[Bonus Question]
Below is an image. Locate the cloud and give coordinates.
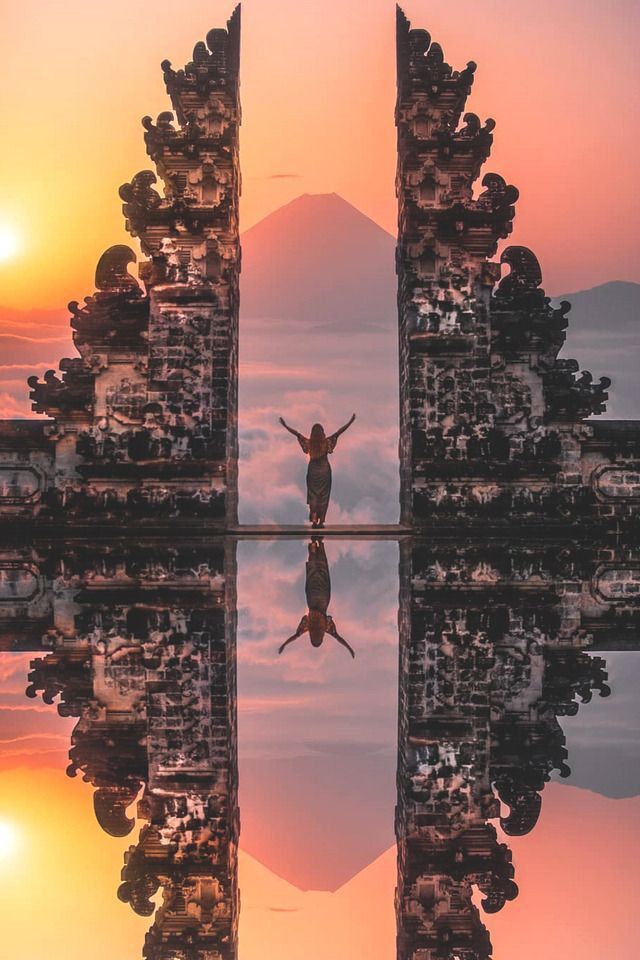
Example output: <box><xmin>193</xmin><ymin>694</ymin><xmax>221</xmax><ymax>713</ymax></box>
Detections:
<box><xmin>0</xmin><ymin>334</ymin><xmax>72</xmax><ymax>345</ymax></box>
<box><xmin>0</xmin><ymin>733</ymin><xmax>69</xmax><ymax>745</ymax></box>
<box><xmin>0</xmin><ymin>391</ymin><xmax>35</xmax><ymax>418</ymax></box>
<box><xmin>240</xmin><ymin>360</ymin><xmax>320</xmax><ymax>381</ymax></box>
<box><xmin>0</xmin><ymin>363</ymin><xmax>60</xmax><ymax>373</ymax></box>
<box><xmin>0</xmin><ymin>704</ymin><xmax>52</xmax><ymax>713</ymax></box>
<box><xmin>0</xmin><ymin>654</ymin><xmax>33</xmax><ymax>682</ymax></box>
<box><xmin>238</xmin><ymin>321</ymin><xmax>399</xmax><ymax>524</ymax></box>
<box><xmin>266</xmin><ymin>173</ymin><xmax>302</xmax><ymax>180</ymax></box>
<box><xmin>238</xmin><ymin>695</ymin><xmax>314</xmax><ymax>713</ymax></box>
<box><xmin>239</xmin><ymin>409</ymin><xmax>399</xmax><ymax>524</ymax></box>
<box><xmin>236</xmin><ymin>538</ymin><xmax>399</xmax><ymax>738</ymax></box>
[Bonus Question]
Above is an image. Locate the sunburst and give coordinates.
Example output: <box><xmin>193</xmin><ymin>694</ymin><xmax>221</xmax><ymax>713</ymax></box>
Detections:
<box><xmin>0</xmin><ymin>225</ymin><xmax>21</xmax><ymax>262</ymax></box>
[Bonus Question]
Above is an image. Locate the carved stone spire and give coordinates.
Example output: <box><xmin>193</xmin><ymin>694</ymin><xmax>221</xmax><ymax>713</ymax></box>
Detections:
<box><xmin>9</xmin><ymin>9</ymin><xmax>243</xmax><ymax>526</ymax></box>
<box><xmin>395</xmin><ymin>7</ymin><xmax>626</xmax><ymax>530</ymax></box>
<box><xmin>24</xmin><ymin>542</ymin><xmax>239</xmax><ymax>960</ymax></box>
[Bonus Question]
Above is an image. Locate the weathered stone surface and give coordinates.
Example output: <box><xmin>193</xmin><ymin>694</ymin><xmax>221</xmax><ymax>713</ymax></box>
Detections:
<box><xmin>396</xmin><ymin>7</ymin><xmax>640</xmax><ymax>529</ymax></box>
<box><xmin>2</xmin><ymin>530</ymin><xmax>639</xmax><ymax>960</ymax></box>
<box><xmin>394</xmin><ymin>15</ymin><xmax>640</xmax><ymax>946</ymax></box>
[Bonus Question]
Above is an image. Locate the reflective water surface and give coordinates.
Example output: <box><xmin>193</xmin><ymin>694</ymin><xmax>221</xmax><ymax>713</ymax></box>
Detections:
<box><xmin>0</xmin><ymin>535</ymin><xmax>639</xmax><ymax>959</ymax></box>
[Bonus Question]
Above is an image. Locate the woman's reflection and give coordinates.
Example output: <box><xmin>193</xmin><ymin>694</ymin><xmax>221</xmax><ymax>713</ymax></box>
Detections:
<box><xmin>278</xmin><ymin>539</ymin><xmax>355</xmax><ymax>657</ymax></box>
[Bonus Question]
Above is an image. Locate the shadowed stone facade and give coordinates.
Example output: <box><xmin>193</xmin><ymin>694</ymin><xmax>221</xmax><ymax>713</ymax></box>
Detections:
<box><xmin>0</xmin><ymin>8</ymin><xmax>241</xmax><ymax>527</ymax></box>
<box><xmin>396</xmin><ymin>6</ymin><xmax>640</xmax><ymax>530</ymax></box>
<box><xmin>1</xmin><ymin>532</ymin><xmax>638</xmax><ymax>959</ymax></box>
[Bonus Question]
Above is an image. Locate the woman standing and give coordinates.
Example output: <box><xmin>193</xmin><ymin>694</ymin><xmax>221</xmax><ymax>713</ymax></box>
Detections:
<box><xmin>279</xmin><ymin>413</ymin><xmax>356</xmax><ymax>527</ymax></box>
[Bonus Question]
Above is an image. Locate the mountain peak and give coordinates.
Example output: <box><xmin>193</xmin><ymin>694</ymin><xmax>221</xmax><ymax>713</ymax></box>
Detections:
<box><xmin>243</xmin><ymin>192</ymin><xmax>394</xmax><ymax>243</ymax></box>
<box><xmin>240</xmin><ymin>194</ymin><xmax>396</xmax><ymax>325</ymax></box>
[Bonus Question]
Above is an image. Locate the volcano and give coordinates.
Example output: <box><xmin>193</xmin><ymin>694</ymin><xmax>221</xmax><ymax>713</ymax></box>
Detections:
<box><xmin>240</xmin><ymin>192</ymin><xmax>397</xmax><ymax>329</ymax></box>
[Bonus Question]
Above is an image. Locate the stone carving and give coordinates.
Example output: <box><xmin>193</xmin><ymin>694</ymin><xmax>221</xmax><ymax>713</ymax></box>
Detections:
<box><xmin>119</xmin><ymin>172</ymin><xmax>163</xmax><ymax>241</ymax></box>
<box><xmin>0</xmin><ymin>468</ymin><xmax>42</xmax><ymax>504</ymax></box>
<box><xmin>594</xmin><ymin>566</ymin><xmax>640</xmax><ymax>603</ymax></box>
<box><xmin>396</xmin><ymin>7</ymin><xmax>639</xmax><ymax>528</ymax></box>
<box><xmin>396</xmin><ymin>537</ymin><xmax>628</xmax><ymax>960</ymax></box>
<box><xmin>27</xmin><ymin>359</ymin><xmax>94</xmax><ymax>417</ymax></box>
<box><xmin>14</xmin><ymin>543</ymin><xmax>237</xmax><ymax>959</ymax></box>
<box><xmin>95</xmin><ymin>244</ymin><xmax>141</xmax><ymax>292</ymax></box>
<box><xmin>0</xmin><ymin>8</ymin><xmax>241</xmax><ymax>527</ymax></box>
<box><xmin>595</xmin><ymin>467</ymin><xmax>640</xmax><ymax>501</ymax></box>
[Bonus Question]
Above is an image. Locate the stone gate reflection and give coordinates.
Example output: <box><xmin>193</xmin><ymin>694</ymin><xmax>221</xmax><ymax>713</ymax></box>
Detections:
<box><xmin>1</xmin><ymin>533</ymin><xmax>639</xmax><ymax>959</ymax></box>
<box><xmin>8</xmin><ymin>541</ymin><xmax>239</xmax><ymax>960</ymax></box>
<box><xmin>395</xmin><ymin>538</ymin><xmax>633</xmax><ymax>959</ymax></box>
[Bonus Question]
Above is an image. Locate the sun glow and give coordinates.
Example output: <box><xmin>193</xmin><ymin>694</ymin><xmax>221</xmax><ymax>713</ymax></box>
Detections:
<box><xmin>0</xmin><ymin>820</ymin><xmax>20</xmax><ymax>860</ymax></box>
<box><xmin>0</xmin><ymin>225</ymin><xmax>21</xmax><ymax>262</ymax></box>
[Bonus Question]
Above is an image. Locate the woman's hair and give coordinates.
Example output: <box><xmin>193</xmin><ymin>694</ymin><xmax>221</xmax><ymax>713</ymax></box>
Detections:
<box><xmin>309</xmin><ymin>422</ymin><xmax>326</xmax><ymax>458</ymax></box>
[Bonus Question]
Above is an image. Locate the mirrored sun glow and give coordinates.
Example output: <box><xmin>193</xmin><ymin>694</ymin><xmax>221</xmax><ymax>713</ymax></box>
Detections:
<box><xmin>0</xmin><ymin>226</ymin><xmax>21</xmax><ymax>262</ymax></box>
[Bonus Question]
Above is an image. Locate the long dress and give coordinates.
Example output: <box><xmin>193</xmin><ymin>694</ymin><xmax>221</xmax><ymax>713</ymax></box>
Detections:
<box><xmin>294</xmin><ymin>541</ymin><xmax>338</xmax><ymax>647</ymax></box>
<box><xmin>305</xmin><ymin>540</ymin><xmax>331</xmax><ymax>615</ymax></box>
<box><xmin>298</xmin><ymin>434</ymin><xmax>337</xmax><ymax>524</ymax></box>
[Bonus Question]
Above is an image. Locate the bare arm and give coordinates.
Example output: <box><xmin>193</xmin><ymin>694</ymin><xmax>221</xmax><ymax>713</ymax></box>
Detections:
<box><xmin>279</xmin><ymin>417</ymin><xmax>305</xmax><ymax>441</ymax></box>
<box><xmin>278</xmin><ymin>634</ymin><xmax>300</xmax><ymax>655</ymax></box>
<box><xmin>328</xmin><ymin>413</ymin><xmax>356</xmax><ymax>445</ymax></box>
<box><xmin>278</xmin><ymin>615</ymin><xmax>308</xmax><ymax>655</ymax></box>
<box><xmin>326</xmin><ymin>617</ymin><xmax>355</xmax><ymax>659</ymax></box>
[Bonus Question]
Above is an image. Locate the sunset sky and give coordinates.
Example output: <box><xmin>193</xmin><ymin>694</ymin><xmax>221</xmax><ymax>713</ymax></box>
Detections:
<box><xmin>1</xmin><ymin>0</ymin><xmax>639</xmax><ymax>313</ymax></box>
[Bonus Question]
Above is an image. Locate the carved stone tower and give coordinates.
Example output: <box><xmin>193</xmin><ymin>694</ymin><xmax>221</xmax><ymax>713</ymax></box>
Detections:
<box><xmin>394</xmin><ymin>535</ymin><xmax>633</xmax><ymax>960</ymax></box>
<box><xmin>396</xmin><ymin>6</ymin><xmax>639</xmax><ymax>529</ymax></box>
<box><xmin>0</xmin><ymin>7</ymin><xmax>241</xmax><ymax>527</ymax></box>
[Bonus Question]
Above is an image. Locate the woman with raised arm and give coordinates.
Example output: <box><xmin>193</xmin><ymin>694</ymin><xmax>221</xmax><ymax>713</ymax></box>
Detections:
<box><xmin>278</xmin><ymin>539</ymin><xmax>355</xmax><ymax>658</ymax></box>
<box><xmin>279</xmin><ymin>413</ymin><xmax>356</xmax><ymax>528</ymax></box>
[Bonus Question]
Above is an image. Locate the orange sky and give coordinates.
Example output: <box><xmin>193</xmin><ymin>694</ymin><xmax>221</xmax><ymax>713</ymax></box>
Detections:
<box><xmin>0</xmin><ymin>0</ymin><xmax>639</xmax><ymax>312</ymax></box>
<box><xmin>1</xmin><ymin>769</ymin><xmax>638</xmax><ymax>959</ymax></box>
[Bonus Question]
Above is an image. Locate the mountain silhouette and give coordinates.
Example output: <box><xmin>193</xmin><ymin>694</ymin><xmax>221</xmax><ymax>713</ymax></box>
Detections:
<box><xmin>240</xmin><ymin>193</ymin><xmax>397</xmax><ymax>329</ymax></box>
<box><xmin>555</xmin><ymin>281</ymin><xmax>640</xmax><ymax>419</ymax></box>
